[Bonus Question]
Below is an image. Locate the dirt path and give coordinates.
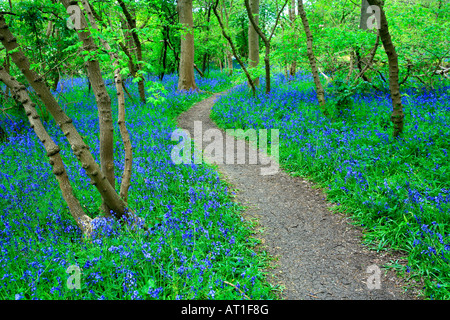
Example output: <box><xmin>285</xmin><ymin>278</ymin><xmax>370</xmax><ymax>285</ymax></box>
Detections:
<box><xmin>176</xmin><ymin>92</ymin><xmax>419</xmax><ymax>300</ymax></box>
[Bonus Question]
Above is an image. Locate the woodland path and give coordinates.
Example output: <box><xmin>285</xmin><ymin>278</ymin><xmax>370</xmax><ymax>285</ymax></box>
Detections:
<box><xmin>176</xmin><ymin>91</ymin><xmax>419</xmax><ymax>300</ymax></box>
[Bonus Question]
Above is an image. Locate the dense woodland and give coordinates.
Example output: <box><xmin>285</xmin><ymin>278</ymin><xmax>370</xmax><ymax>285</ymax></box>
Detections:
<box><xmin>0</xmin><ymin>0</ymin><xmax>449</xmax><ymax>300</ymax></box>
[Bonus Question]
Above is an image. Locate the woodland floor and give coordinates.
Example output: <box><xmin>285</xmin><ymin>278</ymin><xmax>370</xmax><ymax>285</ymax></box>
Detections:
<box><xmin>177</xmin><ymin>91</ymin><xmax>422</xmax><ymax>300</ymax></box>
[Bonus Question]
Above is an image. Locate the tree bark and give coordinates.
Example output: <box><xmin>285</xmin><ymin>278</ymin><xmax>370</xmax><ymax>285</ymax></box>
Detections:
<box><xmin>227</xmin><ymin>51</ymin><xmax>233</xmax><ymax>75</ymax></box>
<box><xmin>298</xmin><ymin>0</ymin><xmax>327</xmax><ymax>115</ymax></box>
<box><xmin>366</xmin><ymin>0</ymin><xmax>404</xmax><ymax>138</ymax></box>
<box><xmin>117</xmin><ymin>0</ymin><xmax>146</xmax><ymax>103</ymax></box>
<box><xmin>62</xmin><ymin>0</ymin><xmax>116</xmax><ymax>216</ymax></box>
<box><xmin>245</xmin><ymin>0</ymin><xmax>288</xmax><ymax>94</ymax></box>
<box><xmin>202</xmin><ymin>4</ymin><xmax>212</xmax><ymax>75</ymax></box>
<box><xmin>159</xmin><ymin>25</ymin><xmax>171</xmax><ymax>80</ymax></box>
<box><xmin>81</xmin><ymin>0</ymin><xmax>133</xmax><ymax>204</ymax></box>
<box><xmin>247</xmin><ymin>0</ymin><xmax>260</xmax><ymax>87</ymax></box>
<box><xmin>177</xmin><ymin>0</ymin><xmax>198</xmax><ymax>91</ymax></box>
<box><xmin>0</xmin><ymin>122</ymin><xmax>7</xmax><ymax>143</ymax></box>
<box><xmin>193</xmin><ymin>63</ymin><xmax>204</xmax><ymax>77</ymax></box>
<box><xmin>0</xmin><ymin>67</ymin><xmax>93</xmax><ymax>236</ymax></box>
<box><xmin>220</xmin><ymin>3</ymin><xmax>233</xmax><ymax>75</ymax></box>
<box><xmin>288</xmin><ymin>0</ymin><xmax>297</xmax><ymax>77</ymax></box>
<box><xmin>0</xmin><ymin>14</ymin><xmax>131</xmax><ymax>221</ymax></box>
<box><xmin>353</xmin><ymin>32</ymin><xmax>379</xmax><ymax>86</ymax></box>
<box><xmin>212</xmin><ymin>0</ymin><xmax>256</xmax><ymax>96</ymax></box>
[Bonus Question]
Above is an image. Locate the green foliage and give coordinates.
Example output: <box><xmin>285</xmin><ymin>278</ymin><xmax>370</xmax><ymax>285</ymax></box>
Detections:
<box><xmin>327</xmin><ymin>79</ymin><xmax>355</xmax><ymax>118</ymax></box>
<box><xmin>326</xmin><ymin>80</ymin><xmax>368</xmax><ymax>119</ymax></box>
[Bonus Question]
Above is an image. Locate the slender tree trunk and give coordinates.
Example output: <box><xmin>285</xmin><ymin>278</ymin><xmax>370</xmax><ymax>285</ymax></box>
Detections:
<box><xmin>219</xmin><ymin>6</ymin><xmax>232</xmax><ymax>75</ymax></box>
<box><xmin>213</xmin><ymin>0</ymin><xmax>256</xmax><ymax>95</ymax></box>
<box><xmin>165</xmin><ymin>32</ymin><xmax>180</xmax><ymax>74</ymax></box>
<box><xmin>120</xmin><ymin>17</ymin><xmax>136</xmax><ymax>80</ymax></box>
<box><xmin>218</xmin><ymin>58</ymin><xmax>223</xmax><ymax>72</ymax></box>
<box><xmin>82</xmin><ymin>0</ymin><xmax>133</xmax><ymax>203</ymax></box>
<box><xmin>160</xmin><ymin>26</ymin><xmax>171</xmax><ymax>80</ymax></box>
<box><xmin>194</xmin><ymin>63</ymin><xmax>204</xmax><ymax>77</ymax></box>
<box><xmin>288</xmin><ymin>0</ymin><xmax>297</xmax><ymax>77</ymax></box>
<box><xmin>247</xmin><ymin>0</ymin><xmax>260</xmax><ymax>87</ymax></box>
<box><xmin>245</xmin><ymin>0</ymin><xmax>288</xmax><ymax>94</ymax></box>
<box><xmin>0</xmin><ymin>14</ymin><xmax>130</xmax><ymax>221</ymax></box>
<box><xmin>298</xmin><ymin>0</ymin><xmax>327</xmax><ymax>115</ymax></box>
<box><xmin>117</xmin><ymin>0</ymin><xmax>146</xmax><ymax>103</ymax></box>
<box><xmin>227</xmin><ymin>51</ymin><xmax>233</xmax><ymax>75</ymax></box>
<box><xmin>353</xmin><ymin>33</ymin><xmax>379</xmax><ymax>86</ymax></box>
<box><xmin>366</xmin><ymin>0</ymin><xmax>404</xmax><ymax>137</ymax></box>
<box><xmin>0</xmin><ymin>67</ymin><xmax>93</xmax><ymax>236</ymax></box>
<box><xmin>177</xmin><ymin>0</ymin><xmax>198</xmax><ymax>91</ymax></box>
<box><xmin>62</xmin><ymin>0</ymin><xmax>116</xmax><ymax>216</ymax></box>
<box><xmin>159</xmin><ymin>39</ymin><xmax>167</xmax><ymax>81</ymax></box>
<box><xmin>0</xmin><ymin>122</ymin><xmax>7</xmax><ymax>143</ymax></box>
<box><xmin>346</xmin><ymin>50</ymin><xmax>354</xmax><ymax>83</ymax></box>
<box><xmin>202</xmin><ymin>5</ymin><xmax>212</xmax><ymax>75</ymax></box>
<box><xmin>3</xmin><ymin>53</ymin><xmax>10</xmax><ymax>98</ymax></box>
<box><xmin>201</xmin><ymin>53</ymin><xmax>208</xmax><ymax>74</ymax></box>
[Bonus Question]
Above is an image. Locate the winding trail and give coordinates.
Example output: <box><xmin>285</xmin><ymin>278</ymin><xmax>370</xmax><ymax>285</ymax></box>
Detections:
<box><xmin>177</xmin><ymin>92</ymin><xmax>418</xmax><ymax>300</ymax></box>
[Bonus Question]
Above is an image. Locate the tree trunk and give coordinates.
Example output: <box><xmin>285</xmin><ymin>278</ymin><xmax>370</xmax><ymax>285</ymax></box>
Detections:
<box><xmin>159</xmin><ymin>38</ymin><xmax>167</xmax><ymax>81</ymax></box>
<box><xmin>117</xmin><ymin>0</ymin><xmax>146</xmax><ymax>103</ymax></box>
<box><xmin>0</xmin><ymin>67</ymin><xmax>93</xmax><ymax>237</ymax></box>
<box><xmin>3</xmin><ymin>53</ymin><xmax>10</xmax><ymax>98</ymax></box>
<box><xmin>120</xmin><ymin>17</ymin><xmax>136</xmax><ymax>82</ymax></box>
<box><xmin>227</xmin><ymin>51</ymin><xmax>233</xmax><ymax>75</ymax></box>
<box><xmin>0</xmin><ymin>123</ymin><xmax>7</xmax><ymax>143</ymax></box>
<box><xmin>82</xmin><ymin>0</ymin><xmax>133</xmax><ymax>204</ymax></box>
<box><xmin>201</xmin><ymin>5</ymin><xmax>212</xmax><ymax>75</ymax></box>
<box><xmin>288</xmin><ymin>0</ymin><xmax>297</xmax><ymax>77</ymax></box>
<box><xmin>194</xmin><ymin>63</ymin><xmax>204</xmax><ymax>78</ymax></box>
<box><xmin>177</xmin><ymin>0</ymin><xmax>198</xmax><ymax>91</ymax></box>
<box><xmin>353</xmin><ymin>33</ymin><xmax>379</xmax><ymax>86</ymax></box>
<box><xmin>298</xmin><ymin>0</ymin><xmax>327</xmax><ymax>115</ymax></box>
<box><xmin>366</xmin><ymin>0</ymin><xmax>404</xmax><ymax>138</ymax></box>
<box><xmin>247</xmin><ymin>0</ymin><xmax>260</xmax><ymax>87</ymax></box>
<box><xmin>201</xmin><ymin>53</ymin><xmax>208</xmax><ymax>75</ymax></box>
<box><xmin>62</xmin><ymin>0</ymin><xmax>116</xmax><ymax>216</ymax></box>
<box><xmin>245</xmin><ymin>0</ymin><xmax>288</xmax><ymax>94</ymax></box>
<box><xmin>213</xmin><ymin>0</ymin><xmax>256</xmax><ymax>96</ymax></box>
<box><xmin>160</xmin><ymin>26</ymin><xmax>171</xmax><ymax>81</ymax></box>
